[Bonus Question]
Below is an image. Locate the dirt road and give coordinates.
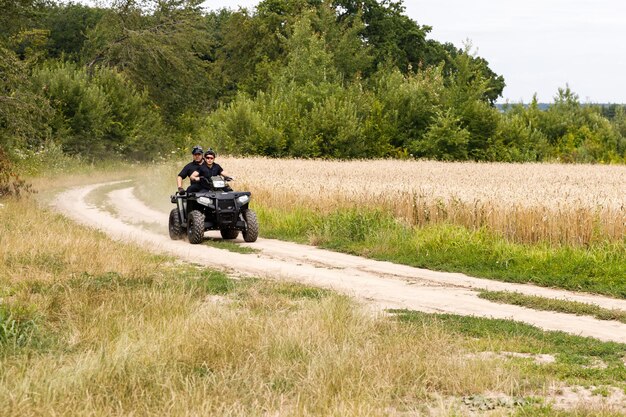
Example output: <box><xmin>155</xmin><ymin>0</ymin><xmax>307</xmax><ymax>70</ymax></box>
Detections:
<box><xmin>53</xmin><ymin>181</ymin><xmax>626</xmax><ymax>343</ymax></box>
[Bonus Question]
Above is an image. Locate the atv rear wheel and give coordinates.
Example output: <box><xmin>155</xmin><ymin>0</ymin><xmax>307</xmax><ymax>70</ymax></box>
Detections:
<box><xmin>220</xmin><ymin>229</ymin><xmax>239</xmax><ymax>239</ymax></box>
<box><xmin>169</xmin><ymin>208</ymin><xmax>185</xmax><ymax>240</ymax></box>
<box><xmin>242</xmin><ymin>209</ymin><xmax>259</xmax><ymax>242</ymax></box>
<box><xmin>187</xmin><ymin>210</ymin><xmax>205</xmax><ymax>244</ymax></box>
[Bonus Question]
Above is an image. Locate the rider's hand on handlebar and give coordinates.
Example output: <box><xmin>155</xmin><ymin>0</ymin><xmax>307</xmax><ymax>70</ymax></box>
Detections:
<box><xmin>177</xmin><ymin>187</ymin><xmax>185</xmax><ymax>195</ymax></box>
<box><xmin>223</xmin><ymin>175</ymin><xmax>233</xmax><ymax>181</ymax></box>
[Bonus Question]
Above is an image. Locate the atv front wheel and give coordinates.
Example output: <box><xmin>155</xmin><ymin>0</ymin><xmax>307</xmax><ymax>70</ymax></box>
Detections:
<box><xmin>220</xmin><ymin>229</ymin><xmax>239</xmax><ymax>240</ymax></box>
<box><xmin>187</xmin><ymin>210</ymin><xmax>205</xmax><ymax>244</ymax></box>
<box><xmin>242</xmin><ymin>209</ymin><xmax>259</xmax><ymax>242</ymax></box>
<box><xmin>169</xmin><ymin>208</ymin><xmax>185</xmax><ymax>240</ymax></box>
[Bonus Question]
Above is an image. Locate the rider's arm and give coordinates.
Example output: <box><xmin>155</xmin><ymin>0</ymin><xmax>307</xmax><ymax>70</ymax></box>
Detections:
<box><xmin>177</xmin><ymin>164</ymin><xmax>190</xmax><ymax>189</ymax></box>
<box><xmin>215</xmin><ymin>163</ymin><xmax>228</xmax><ymax>178</ymax></box>
<box><xmin>190</xmin><ymin>171</ymin><xmax>200</xmax><ymax>182</ymax></box>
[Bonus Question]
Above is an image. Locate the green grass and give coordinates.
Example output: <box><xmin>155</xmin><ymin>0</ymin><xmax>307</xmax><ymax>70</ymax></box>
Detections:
<box><xmin>479</xmin><ymin>291</ymin><xmax>626</xmax><ymax>324</ymax></box>
<box><xmin>183</xmin><ymin>269</ymin><xmax>237</xmax><ymax>295</ymax></box>
<box><xmin>515</xmin><ymin>406</ymin><xmax>626</xmax><ymax>416</ymax></box>
<box><xmin>391</xmin><ymin>309</ymin><xmax>626</xmax><ymax>387</ymax></box>
<box><xmin>0</xmin><ymin>302</ymin><xmax>41</xmax><ymax>351</ymax></box>
<box><xmin>17</xmin><ymin>269</ymin><xmax>238</xmax><ymax>300</ymax></box>
<box><xmin>257</xmin><ymin>206</ymin><xmax>626</xmax><ymax>298</ymax></box>
<box><xmin>266</xmin><ymin>282</ymin><xmax>332</xmax><ymax>300</ymax></box>
<box><xmin>202</xmin><ymin>238</ymin><xmax>260</xmax><ymax>254</ymax></box>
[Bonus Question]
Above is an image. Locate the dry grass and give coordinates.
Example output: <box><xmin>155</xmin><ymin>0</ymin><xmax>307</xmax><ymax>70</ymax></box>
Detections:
<box><xmin>0</xmin><ymin>202</ymin><xmax>165</xmax><ymax>286</ymax></box>
<box><xmin>0</xmin><ymin>293</ymin><xmax>524</xmax><ymax>416</ymax></box>
<box><xmin>0</xmin><ymin>198</ymin><xmax>534</xmax><ymax>416</ymax></box>
<box><xmin>144</xmin><ymin>157</ymin><xmax>625</xmax><ymax>246</ymax></box>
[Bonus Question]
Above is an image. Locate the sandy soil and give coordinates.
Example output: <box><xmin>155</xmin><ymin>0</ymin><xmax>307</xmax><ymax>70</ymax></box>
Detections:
<box><xmin>52</xmin><ymin>181</ymin><xmax>626</xmax><ymax>343</ymax></box>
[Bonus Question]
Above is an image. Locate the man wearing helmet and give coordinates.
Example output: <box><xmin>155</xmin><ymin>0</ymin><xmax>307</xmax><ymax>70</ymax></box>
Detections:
<box><xmin>176</xmin><ymin>145</ymin><xmax>205</xmax><ymax>194</ymax></box>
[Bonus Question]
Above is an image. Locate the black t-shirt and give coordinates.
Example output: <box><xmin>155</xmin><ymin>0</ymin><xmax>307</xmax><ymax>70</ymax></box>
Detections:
<box><xmin>198</xmin><ymin>163</ymin><xmax>225</xmax><ymax>190</ymax></box>
<box><xmin>187</xmin><ymin>163</ymin><xmax>222</xmax><ymax>179</ymax></box>
<box><xmin>203</xmin><ymin>163</ymin><xmax>224</xmax><ymax>177</ymax></box>
<box><xmin>181</xmin><ymin>162</ymin><xmax>224</xmax><ymax>191</ymax></box>
<box><xmin>177</xmin><ymin>161</ymin><xmax>204</xmax><ymax>179</ymax></box>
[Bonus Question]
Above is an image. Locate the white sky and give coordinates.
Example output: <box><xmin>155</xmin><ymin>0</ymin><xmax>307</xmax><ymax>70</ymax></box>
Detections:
<box><xmin>82</xmin><ymin>0</ymin><xmax>626</xmax><ymax>103</ymax></box>
<box><xmin>404</xmin><ymin>0</ymin><xmax>626</xmax><ymax>104</ymax></box>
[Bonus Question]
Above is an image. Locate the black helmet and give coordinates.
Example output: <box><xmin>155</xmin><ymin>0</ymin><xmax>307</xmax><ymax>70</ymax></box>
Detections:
<box><xmin>204</xmin><ymin>148</ymin><xmax>216</xmax><ymax>157</ymax></box>
<box><xmin>191</xmin><ymin>145</ymin><xmax>203</xmax><ymax>155</ymax></box>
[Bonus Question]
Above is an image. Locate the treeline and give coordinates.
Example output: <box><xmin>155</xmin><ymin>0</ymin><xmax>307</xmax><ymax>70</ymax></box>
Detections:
<box><xmin>1</xmin><ymin>0</ymin><xmax>625</xmax><ymax>166</ymax></box>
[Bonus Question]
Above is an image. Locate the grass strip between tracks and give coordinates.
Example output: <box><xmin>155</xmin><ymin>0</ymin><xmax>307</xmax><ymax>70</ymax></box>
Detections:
<box><xmin>479</xmin><ymin>291</ymin><xmax>626</xmax><ymax>324</ymax></box>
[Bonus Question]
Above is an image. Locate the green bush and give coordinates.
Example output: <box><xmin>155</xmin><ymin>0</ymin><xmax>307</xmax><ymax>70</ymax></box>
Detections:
<box><xmin>372</xmin><ymin>67</ymin><xmax>444</xmax><ymax>152</ymax></box>
<box><xmin>32</xmin><ymin>62</ymin><xmax>169</xmax><ymax>159</ymax></box>
<box><xmin>410</xmin><ymin>109</ymin><xmax>469</xmax><ymax>160</ymax></box>
<box><xmin>207</xmin><ymin>95</ymin><xmax>285</xmax><ymax>156</ymax></box>
<box><xmin>0</xmin><ymin>46</ymin><xmax>52</xmax><ymax>153</ymax></box>
<box><xmin>494</xmin><ymin>110</ymin><xmax>549</xmax><ymax>162</ymax></box>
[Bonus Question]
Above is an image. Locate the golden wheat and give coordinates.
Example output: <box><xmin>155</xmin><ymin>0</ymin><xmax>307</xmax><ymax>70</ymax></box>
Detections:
<box><xmin>207</xmin><ymin>157</ymin><xmax>625</xmax><ymax>245</ymax></box>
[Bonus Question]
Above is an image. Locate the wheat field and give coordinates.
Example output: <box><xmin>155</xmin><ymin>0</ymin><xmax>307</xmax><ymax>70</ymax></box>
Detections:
<box><xmin>150</xmin><ymin>157</ymin><xmax>625</xmax><ymax>246</ymax></box>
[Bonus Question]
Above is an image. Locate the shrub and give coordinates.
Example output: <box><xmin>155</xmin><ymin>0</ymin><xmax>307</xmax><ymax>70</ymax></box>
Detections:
<box><xmin>0</xmin><ymin>148</ymin><xmax>34</xmax><ymax>198</ymax></box>
<box><xmin>32</xmin><ymin>62</ymin><xmax>169</xmax><ymax>159</ymax></box>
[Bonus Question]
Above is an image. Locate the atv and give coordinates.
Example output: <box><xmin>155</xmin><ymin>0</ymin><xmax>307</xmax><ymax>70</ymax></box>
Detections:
<box><xmin>169</xmin><ymin>176</ymin><xmax>259</xmax><ymax>244</ymax></box>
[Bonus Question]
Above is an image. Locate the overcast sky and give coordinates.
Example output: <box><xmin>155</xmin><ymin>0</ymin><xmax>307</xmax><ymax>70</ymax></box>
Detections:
<box><xmin>83</xmin><ymin>0</ymin><xmax>626</xmax><ymax>103</ymax></box>
<box><xmin>403</xmin><ymin>0</ymin><xmax>626</xmax><ymax>104</ymax></box>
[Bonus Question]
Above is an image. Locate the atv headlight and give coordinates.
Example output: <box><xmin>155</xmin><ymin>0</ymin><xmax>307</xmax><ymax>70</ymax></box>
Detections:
<box><xmin>237</xmin><ymin>195</ymin><xmax>249</xmax><ymax>205</ymax></box>
<box><xmin>197</xmin><ymin>196</ymin><xmax>212</xmax><ymax>207</ymax></box>
<box><xmin>212</xmin><ymin>179</ymin><xmax>225</xmax><ymax>188</ymax></box>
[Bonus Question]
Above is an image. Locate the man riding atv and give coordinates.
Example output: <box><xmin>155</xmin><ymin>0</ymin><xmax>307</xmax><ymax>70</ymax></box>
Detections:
<box><xmin>189</xmin><ymin>149</ymin><xmax>233</xmax><ymax>192</ymax></box>
<box><xmin>170</xmin><ymin>147</ymin><xmax>258</xmax><ymax>244</ymax></box>
<box><xmin>176</xmin><ymin>145</ymin><xmax>205</xmax><ymax>194</ymax></box>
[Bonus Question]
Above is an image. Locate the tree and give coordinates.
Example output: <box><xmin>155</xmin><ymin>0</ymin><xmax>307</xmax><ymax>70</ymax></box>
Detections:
<box><xmin>411</xmin><ymin>109</ymin><xmax>469</xmax><ymax>160</ymax></box>
<box><xmin>0</xmin><ymin>0</ymin><xmax>50</xmax><ymax>41</ymax></box>
<box><xmin>0</xmin><ymin>45</ymin><xmax>51</xmax><ymax>152</ymax></box>
<box><xmin>208</xmin><ymin>8</ymin><xmax>283</xmax><ymax>98</ymax></box>
<box><xmin>332</xmin><ymin>0</ymin><xmax>504</xmax><ymax>101</ymax></box>
<box><xmin>82</xmin><ymin>0</ymin><xmax>211</xmax><ymax>122</ymax></box>
<box><xmin>278</xmin><ymin>12</ymin><xmax>337</xmax><ymax>85</ymax></box>
<box><xmin>442</xmin><ymin>47</ymin><xmax>500</xmax><ymax>159</ymax></box>
<box><xmin>333</xmin><ymin>0</ymin><xmax>430</xmax><ymax>74</ymax></box>
<box><xmin>44</xmin><ymin>3</ymin><xmax>106</xmax><ymax>60</ymax></box>
<box><xmin>424</xmin><ymin>41</ymin><xmax>505</xmax><ymax>104</ymax></box>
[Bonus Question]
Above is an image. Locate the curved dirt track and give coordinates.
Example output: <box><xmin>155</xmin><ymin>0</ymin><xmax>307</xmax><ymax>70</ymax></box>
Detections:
<box><xmin>53</xmin><ymin>181</ymin><xmax>626</xmax><ymax>343</ymax></box>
